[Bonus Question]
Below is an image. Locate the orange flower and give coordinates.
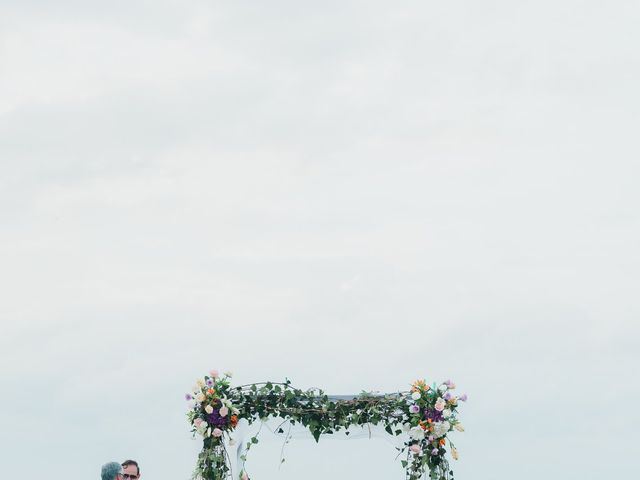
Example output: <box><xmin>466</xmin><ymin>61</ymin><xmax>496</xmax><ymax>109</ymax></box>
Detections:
<box><xmin>439</xmin><ymin>438</ymin><xmax>446</xmax><ymax>446</ymax></box>
<box><xmin>411</xmin><ymin>379</ymin><xmax>428</xmax><ymax>392</ymax></box>
<box><xmin>207</xmin><ymin>388</ymin><xmax>215</xmax><ymax>395</ymax></box>
<box><xmin>419</xmin><ymin>421</ymin><xmax>427</xmax><ymax>431</ymax></box>
<box><xmin>230</xmin><ymin>415</ymin><xmax>238</xmax><ymax>427</ymax></box>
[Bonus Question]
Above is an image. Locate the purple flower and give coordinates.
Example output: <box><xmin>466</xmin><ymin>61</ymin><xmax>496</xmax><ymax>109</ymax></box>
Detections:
<box><xmin>207</xmin><ymin>403</ymin><xmax>228</xmax><ymax>427</ymax></box>
<box><xmin>409</xmin><ymin>404</ymin><xmax>420</xmax><ymax>414</ymax></box>
<box><xmin>431</xmin><ymin>448</ymin><xmax>439</xmax><ymax>456</ymax></box>
<box><xmin>459</xmin><ymin>394</ymin><xmax>468</xmax><ymax>402</ymax></box>
<box><xmin>444</xmin><ymin>392</ymin><xmax>453</xmax><ymax>401</ymax></box>
<box><xmin>185</xmin><ymin>394</ymin><xmax>193</xmax><ymax>401</ymax></box>
<box><xmin>206</xmin><ymin>378</ymin><xmax>214</xmax><ymax>387</ymax></box>
<box><xmin>423</xmin><ymin>408</ymin><xmax>443</xmax><ymax>422</ymax></box>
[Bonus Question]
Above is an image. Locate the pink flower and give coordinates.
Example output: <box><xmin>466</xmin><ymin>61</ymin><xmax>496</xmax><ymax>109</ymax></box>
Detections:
<box><xmin>219</xmin><ymin>405</ymin><xmax>229</xmax><ymax>417</ymax></box>
<box><xmin>410</xmin><ymin>444</ymin><xmax>421</xmax><ymax>455</ymax></box>
<box><xmin>241</xmin><ymin>472</ymin><xmax>249</xmax><ymax>480</ymax></box>
<box><xmin>212</xmin><ymin>428</ymin><xmax>223</xmax><ymax>437</ymax></box>
<box><xmin>209</xmin><ymin>369</ymin><xmax>219</xmax><ymax>378</ymax></box>
<box><xmin>435</xmin><ymin>398</ymin><xmax>446</xmax><ymax>411</ymax></box>
<box><xmin>194</xmin><ymin>418</ymin><xmax>203</xmax><ymax>427</ymax></box>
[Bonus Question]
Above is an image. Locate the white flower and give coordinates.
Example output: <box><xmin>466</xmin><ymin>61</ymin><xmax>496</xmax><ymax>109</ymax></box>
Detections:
<box><xmin>402</xmin><ymin>423</ymin><xmax>412</xmax><ymax>433</ymax></box>
<box><xmin>411</xmin><ymin>391</ymin><xmax>421</xmax><ymax>400</ymax></box>
<box><xmin>205</xmin><ymin>405</ymin><xmax>214</xmax><ymax>414</ymax></box>
<box><xmin>442</xmin><ymin>409</ymin><xmax>452</xmax><ymax>418</ymax></box>
<box><xmin>196</xmin><ymin>393</ymin><xmax>206</xmax><ymax>403</ymax></box>
<box><xmin>438</xmin><ymin>384</ymin><xmax>448</xmax><ymax>392</ymax></box>
<box><xmin>196</xmin><ymin>420</ymin><xmax>208</xmax><ymax>435</ymax></box>
<box><xmin>432</xmin><ymin>421</ymin><xmax>451</xmax><ymax>438</ymax></box>
<box><xmin>196</xmin><ymin>378</ymin><xmax>205</xmax><ymax>388</ymax></box>
<box><xmin>186</xmin><ymin>400</ymin><xmax>196</xmax><ymax>409</ymax></box>
<box><xmin>206</xmin><ymin>427</ymin><xmax>212</xmax><ymax>437</ymax></box>
<box><xmin>224</xmin><ymin>371</ymin><xmax>233</xmax><ymax>377</ymax></box>
<box><xmin>409</xmin><ymin>427</ymin><xmax>425</xmax><ymax>440</ymax></box>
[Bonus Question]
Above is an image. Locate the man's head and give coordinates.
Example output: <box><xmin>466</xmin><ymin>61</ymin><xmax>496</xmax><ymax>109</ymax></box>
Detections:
<box><xmin>101</xmin><ymin>462</ymin><xmax>123</xmax><ymax>480</ymax></box>
<box><xmin>122</xmin><ymin>459</ymin><xmax>140</xmax><ymax>480</ymax></box>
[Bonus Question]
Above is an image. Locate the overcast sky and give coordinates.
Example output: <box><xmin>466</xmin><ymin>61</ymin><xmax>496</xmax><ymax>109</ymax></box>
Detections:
<box><xmin>1</xmin><ymin>1</ymin><xmax>639</xmax><ymax>479</ymax></box>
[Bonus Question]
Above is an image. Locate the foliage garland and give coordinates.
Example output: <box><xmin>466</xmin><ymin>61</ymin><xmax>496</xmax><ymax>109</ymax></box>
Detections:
<box><xmin>186</xmin><ymin>370</ymin><xmax>467</xmax><ymax>480</ymax></box>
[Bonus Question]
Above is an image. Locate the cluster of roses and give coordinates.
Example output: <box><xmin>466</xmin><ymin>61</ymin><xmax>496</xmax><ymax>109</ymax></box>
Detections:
<box><xmin>186</xmin><ymin>369</ymin><xmax>240</xmax><ymax>440</ymax></box>
<box><xmin>404</xmin><ymin>379</ymin><xmax>467</xmax><ymax>461</ymax></box>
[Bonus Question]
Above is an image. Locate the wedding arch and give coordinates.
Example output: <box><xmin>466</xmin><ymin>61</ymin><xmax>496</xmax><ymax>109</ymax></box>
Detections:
<box><xmin>185</xmin><ymin>370</ymin><xmax>467</xmax><ymax>480</ymax></box>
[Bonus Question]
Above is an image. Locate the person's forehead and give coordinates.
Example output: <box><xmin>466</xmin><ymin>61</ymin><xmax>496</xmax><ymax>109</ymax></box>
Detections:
<box><xmin>122</xmin><ymin>464</ymin><xmax>139</xmax><ymax>475</ymax></box>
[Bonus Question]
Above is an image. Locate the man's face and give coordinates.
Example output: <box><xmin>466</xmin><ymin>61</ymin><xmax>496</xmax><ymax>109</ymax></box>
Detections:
<box><xmin>122</xmin><ymin>464</ymin><xmax>140</xmax><ymax>480</ymax></box>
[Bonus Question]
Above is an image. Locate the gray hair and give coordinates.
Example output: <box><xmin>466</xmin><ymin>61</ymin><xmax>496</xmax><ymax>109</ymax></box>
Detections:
<box><xmin>101</xmin><ymin>462</ymin><xmax>123</xmax><ymax>480</ymax></box>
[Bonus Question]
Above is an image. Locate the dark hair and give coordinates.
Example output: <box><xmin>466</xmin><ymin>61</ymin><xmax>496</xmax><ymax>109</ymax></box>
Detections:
<box><xmin>122</xmin><ymin>460</ymin><xmax>140</xmax><ymax>476</ymax></box>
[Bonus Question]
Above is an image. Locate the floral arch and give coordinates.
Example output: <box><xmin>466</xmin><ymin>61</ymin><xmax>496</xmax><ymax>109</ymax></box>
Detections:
<box><xmin>186</xmin><ymin>370</ymin><xmax>467</xmax><ymax>480</ymax></box>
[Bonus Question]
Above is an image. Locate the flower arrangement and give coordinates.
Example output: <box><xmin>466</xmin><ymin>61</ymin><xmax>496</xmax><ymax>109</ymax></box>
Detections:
<box><xmin>186</xmin><ymin>370</ymin><xmax>467</xmax><ymax>480</ymax></box>
<box><xmin>186</xmin><ymin>370</ymin><xmax>240</xmax><ymax>480</ymax></box>
<box><xmin>402</xmin><ymin>379</ymin><xmax>466</xmax><ymax>479</ymax></box>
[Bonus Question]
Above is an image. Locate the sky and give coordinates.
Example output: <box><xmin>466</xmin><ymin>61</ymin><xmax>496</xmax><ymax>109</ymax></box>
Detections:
<box><xmin>1</xmin><ymin>1</ymin><xmax>639</xmax><ymax>479</ymax></box>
